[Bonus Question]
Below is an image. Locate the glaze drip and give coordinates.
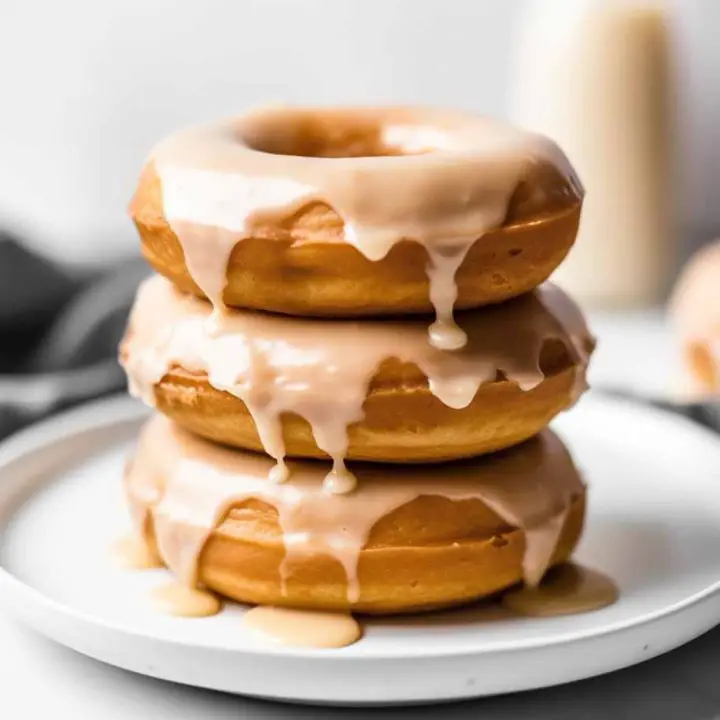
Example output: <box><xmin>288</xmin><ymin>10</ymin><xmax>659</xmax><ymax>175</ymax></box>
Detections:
<box><xmin>150</xmin><ymin>107</ymin><xmax>582</xmax><ymax>348</ymax></box>
<box><xmin>110</xmin><ymin>535</ymin><xmax>163</xmax><ymax>570</ymax></box>
<box><xmin>125</xmin><ymin>418</ymin><xmax>584</xmax><ymax>603</ymax></box>
<box><xmin>243</xmin><ymin>607</ymin><xmax>362</xmax><ymax>648</ymax></box>
<box><xmin>502</xmin><ymin>563</ymin><xmax>619</xmax><ymax>617</ymax></box>
<box><xmin>150</xmin><ymin>581</ymin><xmax>223</xmax><ymax>618</ymax></box>
<box><xmin>120</xmin><ymin>276</ymin><xmax>592</xmax><ymax>491</ymax></box>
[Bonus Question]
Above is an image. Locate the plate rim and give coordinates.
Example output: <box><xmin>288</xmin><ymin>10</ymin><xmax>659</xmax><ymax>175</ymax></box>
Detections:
<box><xmin>0</xmin><ymin>392</ymin><xmax>719</xmax><ymax>661</ymax></box>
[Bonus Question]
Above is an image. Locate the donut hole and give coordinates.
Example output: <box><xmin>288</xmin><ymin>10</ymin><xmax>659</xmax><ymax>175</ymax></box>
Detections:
<box><xmin>241</xmin><ymin>111</ymin><xmax>452</xmax><ymax>158</ymax></box>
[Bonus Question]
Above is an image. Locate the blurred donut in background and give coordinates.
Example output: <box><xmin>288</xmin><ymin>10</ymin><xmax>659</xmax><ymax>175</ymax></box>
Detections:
<box><xmin>670</xmin><ymin>241</ymin><xmax>720</xmax><ymax>396</ymax></box>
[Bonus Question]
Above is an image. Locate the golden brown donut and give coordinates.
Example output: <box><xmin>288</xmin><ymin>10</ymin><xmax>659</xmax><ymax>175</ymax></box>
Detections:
<box><xmin>669</xmin><ymin>240</ymin><xmax>720</xmax><ymax>395</ymax></box>
<box><xmin>120</xmin><ymin>277</ymin><xmax>594</xmax><ymax>467</ymax></box>
<box><xmin>133</xmin><ymin>165</ymin><xmax>581</xmax><ymax>317</ymax></box>
<box><xmin>126</xmin><ymin>418</ymin><xmax>586</xmax><ymax>614</ymax></box>
<box><xmin>131</xmin><ymin>106</ymin><xmax>583</xmax><ymax>318</ymax></box>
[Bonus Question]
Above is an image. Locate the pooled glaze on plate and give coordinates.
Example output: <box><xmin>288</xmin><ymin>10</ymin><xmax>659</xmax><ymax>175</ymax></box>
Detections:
<box><xmin>149</xmin><ymin>581</ymin><xmax>223</xmax><ymax>618</ymax></box>
<box><xmin>243</xmin><ymin>606</ymin><xmax>362</xmax><ymax>648</ymax></box>
<box><xmin>502</xmin><ymin>563</ymin><xmax>619</xmax><ymax>617</ymax></box>
<box><xmin>110</xmin><ymin>535</ymin><xmax>163</xmax><ymax>570</ymax></box>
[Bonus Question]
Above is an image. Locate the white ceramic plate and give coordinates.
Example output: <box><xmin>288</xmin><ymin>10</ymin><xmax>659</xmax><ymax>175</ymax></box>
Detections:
<box><xmin>0</xmin><ymin>394</ymin><xmax>719</xmax><ymax>706</ymax></box>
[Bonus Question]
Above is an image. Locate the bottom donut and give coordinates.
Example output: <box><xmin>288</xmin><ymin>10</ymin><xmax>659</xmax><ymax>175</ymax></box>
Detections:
<box><xmin>125</xmin><ymin>417</ymin><xmax>586</xmax><ymax>615</ymax></box>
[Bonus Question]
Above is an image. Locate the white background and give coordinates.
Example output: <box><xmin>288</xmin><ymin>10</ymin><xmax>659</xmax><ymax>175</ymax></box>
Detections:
<box><xmin>0</xmin><ymin>0</ymin><xmax>718</xmax><ymax>266</ymax></box>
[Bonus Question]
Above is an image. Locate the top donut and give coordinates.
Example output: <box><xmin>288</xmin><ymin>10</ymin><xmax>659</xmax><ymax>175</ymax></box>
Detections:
<box><xmin>130</xmin><ymin>106</ymin><xmax>583</xmax><ymax>349</ymax></box>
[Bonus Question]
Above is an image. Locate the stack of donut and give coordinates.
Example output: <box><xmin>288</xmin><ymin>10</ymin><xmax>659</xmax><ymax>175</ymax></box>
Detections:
<box><xmin>120</xmin><ymin>106</ymin><xmax>594</xmax><ymax>614</ymax></box>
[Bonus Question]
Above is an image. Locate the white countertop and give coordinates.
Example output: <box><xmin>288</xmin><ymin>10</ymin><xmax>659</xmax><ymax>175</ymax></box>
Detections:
<box><xmin>2</xmin><ymin>311</ymin><xmax>718</xmax><ymax>720</ymax></box>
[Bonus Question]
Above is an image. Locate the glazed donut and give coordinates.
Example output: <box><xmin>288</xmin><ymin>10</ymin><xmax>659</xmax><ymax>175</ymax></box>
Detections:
<box><xmin>120</xmin><ymin>276</ymin><xmax>594</xmax><ymax>491</ymax></box>
<box><xmin>126</xmin><ymin>417</ymin><xmax>586</xmax><ymax>614</ymax></box>
<box><xmin>670</xmin><ymin>240</ymin><xmax>720</xmax><ymax>395</ymax></box>
<box><xmin>131</xmin><ymin>106</ymin><xmax>583</xmax><ymax>349</ymax></box>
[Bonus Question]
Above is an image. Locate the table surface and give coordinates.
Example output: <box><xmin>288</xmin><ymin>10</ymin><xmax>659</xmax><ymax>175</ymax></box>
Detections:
<box><xmin>2</xmin><ymin>311</ymin><xmax>719</xmax><ymax>720</ymax></box>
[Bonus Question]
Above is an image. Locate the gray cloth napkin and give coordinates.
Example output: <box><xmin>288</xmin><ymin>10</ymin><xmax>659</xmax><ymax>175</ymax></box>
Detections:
<box><xmin>0</xmin><ymin>233</ymin><xmax>148</xmax><ymax>438</ymax></box>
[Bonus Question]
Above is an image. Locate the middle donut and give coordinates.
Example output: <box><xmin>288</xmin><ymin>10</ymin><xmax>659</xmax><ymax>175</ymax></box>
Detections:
<box><xmin>120</xmin><ymin>276</ymin><xmax>593</xmax><ymax>493</ymax></box>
